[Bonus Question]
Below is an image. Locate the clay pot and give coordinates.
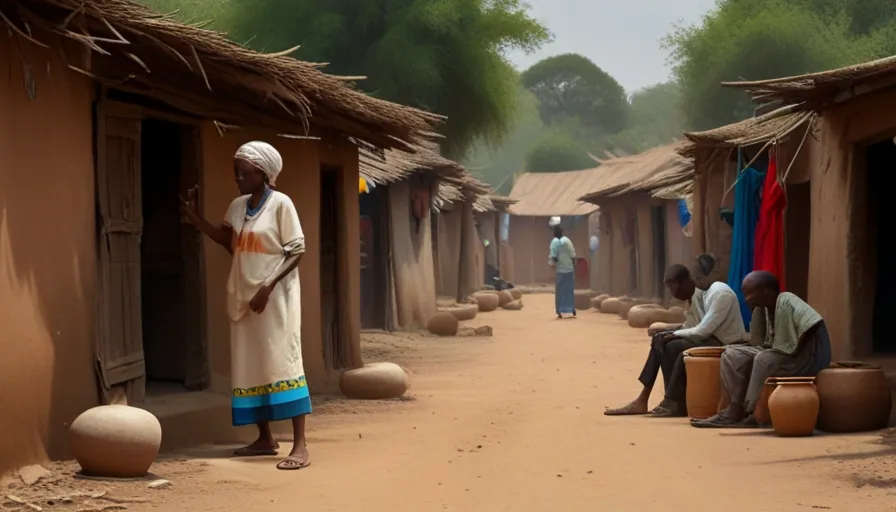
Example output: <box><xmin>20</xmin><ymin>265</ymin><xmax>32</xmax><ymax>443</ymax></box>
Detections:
<box><xmin>600</xmin><ymin>298</ymin><xmax>623</xmax><ymax>314</ymax></box>
<box><xmin>592</xmin><ymin>294</ymin><xmax>610</xmax><ymax>307</ymax></box>
<box><xmin>683</xmin><ymin>346</ymin><xmax>726</xmax><ymax>419</ymax></box>
<box><xmin>768</xmin><ymin>380</ymin><xmax>819</xmax><ymax>437</ymax></box>
<box><xmin>496</xmin><ymin>290</ymin><xmax>514</xmax><ymax>307</ymax></box>
<box><xmin>472</xmin><ymin>291</ymin><xmax>499</xmax><ymax>312</ymax></box>
<box><xmin>439</xmin><ymin>304</ymin><xmax>478</xmax><ymax>322</ymax></box>
<box><xmin>619</xmin><ymin>302</ymin><xmax>659</xmax><ymax>321</ymax></box>
<box><xmin>755</xmin><ymin>376</ymin><xmax>813</xmax><ymax>424</ymax></box>
<box><xmin>426</xmin><ymin>312</ymin><xmax>459</xmax><ymax>336</ymax></box>
<box><xmin>502</xmin><ymin>300</ymin><xmax>523</xmax><ymax>311</ymax></box>
<box><xmin>816</xmin><ymin>362</ymin><xmax>891</xmax><ymax>433</ymax></box>
<box><xmin>627</xmin><ymin>305</ymin><xmax>673</xmax><ymax>328</ymax></box>
<box><xmin>648</xmin><ymin>322</ymin><xmax>681</xmax><ymax>336</ymax></box>
<box><xmin>509</xmin><ymin>288</ymin><xmax>523</xmax><ymax>300</ymax></box>
<box><xmin>340</xmin><ymin>362</ymin><xmax>410</xmax><ymax>399</ymax></box>
<box><xmin>574</xmin><ymin>290</ymin><xmax>592</xmax><ymax>311</ymax></box>
<box><xmin>69</xmin><ymin>405</ymin><xmax>162</xmax><ymax>478</ymax></box>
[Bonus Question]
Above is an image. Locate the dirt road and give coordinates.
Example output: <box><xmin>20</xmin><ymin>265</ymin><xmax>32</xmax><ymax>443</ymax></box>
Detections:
<box><xmin>7</xmin><ymin>294</ymin><xmax>895</xmax><ymax>511</ymax></box>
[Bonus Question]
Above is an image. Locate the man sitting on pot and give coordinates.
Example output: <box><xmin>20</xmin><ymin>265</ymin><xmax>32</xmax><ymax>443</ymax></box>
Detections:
<box><xmin>691</xmin><ymin>270</ymin><xmax>831</xmax><ymax>428</ymax></box>
<box><xmin>604</xmin><ymin>254</ymin><xmax>747</xmax><ymax>417</ymax></box>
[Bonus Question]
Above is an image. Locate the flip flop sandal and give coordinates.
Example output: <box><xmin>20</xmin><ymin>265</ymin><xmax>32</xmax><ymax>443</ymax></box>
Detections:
<box><xmin>276</xmin><ymin>455</ymin><xmax>311</xmax><ymax>471</ymax></box>
<box><xmin>604</xmin><ymin>403</ymin><xmax>649</xmax><ymax>416</ymax></box>
<box><xmin>691</xmin><ymin>417</ymin><xmax>741</xmax><ymax>428</ymax></box>
<box><xmin>233</xmin><ymin>447</ymin><xmax>278</xmax><ymax>457</ymax></box>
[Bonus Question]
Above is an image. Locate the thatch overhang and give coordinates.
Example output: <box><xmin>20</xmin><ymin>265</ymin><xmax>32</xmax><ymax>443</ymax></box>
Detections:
<box><xmin>576</xmin><ymin>142</ymin><xmax>694</xmax><ymax>204</ymax></box>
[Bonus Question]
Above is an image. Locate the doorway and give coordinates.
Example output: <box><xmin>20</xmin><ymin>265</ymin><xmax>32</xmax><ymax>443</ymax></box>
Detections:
<box><xmin>320</xmin><ymin>167</ymin><xmax>349</xmax><ymax>368</ymax></box>
<box><xmin>359</xmin><ymin>186</ymin><xmax>388</xmax><ymax>329</ymax></box>
<box><xmin>867</xmin><ymin>139</ymin><xmax>896</xmax><ymax>354</ymax></box>
<box><xmin>650</xmin><ymin>205</ymin><xmax>667</xmax><ymax>298</ymax></box>
<box><xmin>140</xmin><ymin>118</ymin><xmax>207</xmax><ymax>390</ymax></box>
<box><xmin>784</xmin><ymin>182</ymin><xmax>811</xmax><ymax>301</ymax></box>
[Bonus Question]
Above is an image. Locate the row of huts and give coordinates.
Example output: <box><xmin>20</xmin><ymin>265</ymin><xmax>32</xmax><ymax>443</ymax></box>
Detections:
<box><xmin>0</xmin><ymin>0</ymin><xmax>498</xmax><ymax>473</ymax></box>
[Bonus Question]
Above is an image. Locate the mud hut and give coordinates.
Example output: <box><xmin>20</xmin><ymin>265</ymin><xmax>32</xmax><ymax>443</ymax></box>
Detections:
<box><xmin>721</xmin><ymin>55</ymin><xmax>896</xmax><ymax>365</ymax></box>
<box><xmin>506</xmin><ymin>170</ymin><xmax>603</xmax><ymax>288</ymax></box>
<box><xmin>577</xmin><ymin>142</ymin><xmax>695</xmax><ymax>300</ymax></box>
<box><xmin>474</xmin><ymin>195</ymin><xmax>516</xmax><ymax>287</ymax></box>
<box><xmin>0</xmin><ymin>0</ymin><xmax>439</xmax><ymax>472</ymax></box>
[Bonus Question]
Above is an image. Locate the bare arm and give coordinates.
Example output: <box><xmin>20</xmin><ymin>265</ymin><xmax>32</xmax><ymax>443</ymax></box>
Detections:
<box><xmin>180</xmin><ymin>186</ymin><xmax>233</xmax><ymax>254</ymax></box>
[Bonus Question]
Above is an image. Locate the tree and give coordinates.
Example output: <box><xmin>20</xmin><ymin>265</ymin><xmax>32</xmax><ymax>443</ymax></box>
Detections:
<box><xmin>523</xmin><ymin>130</ymin><xmax>595</xmax><ymax>173</ymax></box>
<box><xmin>520</xmin><ymin>54</ymin><xmax>630</xmax><ymax>136</ymax></box>
<box><xmin>140</xmin><ymin>0</ymin><xmax>552</xmax><ymax>159</ymax></box>
<box><xmin>664</xmin><ymin>0</ymin><xmax>887</xmax><ymax>130</ymax></box>
<box><xmin>608</xmin><ymin>82</ymin><xmax>686</xmax><ymax>154</ymax></box>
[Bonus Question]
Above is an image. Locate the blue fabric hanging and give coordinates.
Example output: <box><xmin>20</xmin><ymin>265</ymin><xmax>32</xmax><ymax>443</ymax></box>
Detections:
<box><xmin>727</xmin><ymin>148</ymin><xmax>766</xmax><ymax>330</ymax></box>
<box><xmin>677</xmin><ymin>199</ymin><xmax>691</xmax><ymax>227</ymax></box>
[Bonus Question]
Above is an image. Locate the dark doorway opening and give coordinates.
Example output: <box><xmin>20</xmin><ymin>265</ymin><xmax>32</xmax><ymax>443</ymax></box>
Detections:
<box><xmin>650</xmin><ymin>205</ymin><xmax>667</xmax><ymax>298</ymax></box>
<box><xmin>140</xmin><ymin>118</ymin><xmax>207</xmax><ymax>389</ymax></box>
<box><xmin>867</xmin><ymin>139</ymin><xmax>896</xmax><ymax>354</ymax></box>
<box><xmin>359</xmin><ymin>186</ymin><xmax>388</xmax><ymax>329</ymax></box>
<box><xmin>784</xmin><ymin>182</ymin><xmax>811</xmax><ymax>301</ymax></box>
<box><xmin>320</xmin><ymin>167</ymin><xmax>348</xmax><ymax>368</ymax></box>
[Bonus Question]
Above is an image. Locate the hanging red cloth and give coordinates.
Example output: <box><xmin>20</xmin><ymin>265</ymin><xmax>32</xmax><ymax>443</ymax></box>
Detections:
<box><xmin>753</xmin><ymin>149</ymin><xmax>787</xmax><ymax>289</ymax></box>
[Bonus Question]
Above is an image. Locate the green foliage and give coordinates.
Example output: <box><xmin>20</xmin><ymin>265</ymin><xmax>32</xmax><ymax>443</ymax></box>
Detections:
<box><xmin>663</xmin><ymin>0</ymin><xmax>888</xmax><ymax>130</ymax></box>
<box><xmin>139</xmin><ymin>0</ymin><xmax>552</xmax><ymax>159</ymax></box>
<box><xmin>520</xmin><ymin>53</ymin><xmax>630</xmax><ymax>134</ymax></box>
<box><xmin>523</xmin><ymin>130</ymin><xmax>595</xmax><ymax>173</ymax></box>
<box><xmin>608</xmin><ymin>82</ymin><xmax>686</xmax><ymax>154</ymax></box>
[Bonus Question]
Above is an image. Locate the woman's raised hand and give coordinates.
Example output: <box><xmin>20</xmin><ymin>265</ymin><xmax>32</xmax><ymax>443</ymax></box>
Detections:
<box><xmin>179</xmin><ymin>185</ymin><xmax>200</xmax><ymax>222</ymax></box>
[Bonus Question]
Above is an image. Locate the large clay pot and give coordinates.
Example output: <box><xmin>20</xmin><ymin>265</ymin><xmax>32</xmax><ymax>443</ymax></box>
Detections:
<box><xmin>472</xmin><ymin>291</ymin><xmax>499</xmax><ymax>312</ymax></box>
<box><xmin>620</xmin><ymin>302</ymin><xmax>661</xmax><ymax>321</ymax></box>
<box><xmin>816</xmin><ymin>362</ymin><xmax>891</xmax><ymax>433</ymax></box>
<box><xmin>509</xmin><ymin>288</ymin><xmax>523</xmax><ymax>300</ymax></box>
<box><xmin>768</xmin><ymin>380</ymin><xmax>819</xmax><ymax>437</ymax></box>
<box><xmin>69</xmin><ymin>405</ymin><xmax>162</xmax><ymax>478</ymax></box>
<box><xmin>502</xmin><ymin>299</ymin><xmax>523</xmax><ymax>310</ymax></box>
<box><xmin>591</xmin><ymin>294</ymin><xmax>610</xmax><ymax>309</ymax></box>
<box><xmin>340</xmin><ymin>362</ymin><xmax>410</xmax><ymax>399</ymax></box>
<box><xmin>574</xmin><ymin>290</ymin><xmax>592</xmax><ymax>311</ymax></box>
<box><xmin>439</xmin><ymin>304</ymin><xmax>478</xmax><ymax>322</ymax></box>
<box><xmin>627</xmin><ymin>305</ymin><xmax>667</xmax><ymax>328</ymax></box>
<box><xmin>648</xmin><ymin>322</ymin><xmax>681</xmax><ymax>336</ymax></box>
<box><xmin>755</xmin><ymin>376</ymin><xmax>813</xmax><ymax>424</ymax></box>
<box><xmin>684</xmin><ymin>346</ymin><xmax>726</xmax><ymax>419</ymax></box>
<box><xmin>600</xmin><ymin>298</ymin><xmax>623</xmax><ymax>314</ymax></box>
<box><xmin>426</xmin><ymin>312</ymin><xmax>459</xmax><ymax>336</ymax></box>
<box><xmin>496</xmin><ymin>290</ymin><xmax>514</xmax><ymax>307</ymax></box>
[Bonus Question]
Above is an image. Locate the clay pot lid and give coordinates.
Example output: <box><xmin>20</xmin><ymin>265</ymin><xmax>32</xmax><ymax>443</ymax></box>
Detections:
<box><xmin>685</xmin><ymin>346</ymin><xmax>726</xmax><ymax>357</ymax></box>
<box><xmin>829</xmin><ymin>361</ymin><xmax>882</xmax><ymax>370</ymax></box>
<box><xmin>766</xmin><ymin>376</ymin><xmax>816</xmax><ymax>384</ymax></box>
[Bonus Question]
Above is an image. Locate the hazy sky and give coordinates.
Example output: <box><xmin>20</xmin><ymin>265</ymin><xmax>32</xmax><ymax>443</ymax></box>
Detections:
<box><xmin>507</xmin><ymin>0</ymin><xmax>717</xmax><ymax>93</ymax></box>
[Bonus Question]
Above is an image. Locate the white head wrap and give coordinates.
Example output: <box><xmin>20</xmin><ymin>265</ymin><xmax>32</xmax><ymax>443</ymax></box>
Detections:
<box><xmin>235</xmin><ymin>141</ymin><xmax>283</xmax><ymax>186</ymax></box>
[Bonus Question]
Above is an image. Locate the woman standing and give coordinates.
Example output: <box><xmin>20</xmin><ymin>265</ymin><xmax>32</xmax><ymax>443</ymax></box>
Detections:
<box><xmin>181</xmin><ymin>141</ymin><xmax>311</xmax><ymax>470</ymax></box>
<box><xmin>549</xmin><ymin>225</ymin><xmax>577</xmax><ymax>319</ymax></box>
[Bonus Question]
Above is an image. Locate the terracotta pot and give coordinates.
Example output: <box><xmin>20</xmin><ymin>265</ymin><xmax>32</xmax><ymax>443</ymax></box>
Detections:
<box><xmin>683</xmin><ymin>347</ymin><xmax>726</xmax><ymax>419</ymax></box>
<box><xmin>426</xmin><ymin>312</ymin><xmax>459</xmax><ymax>336</ymax></box>
<box><xmin>754</xmin><ymin>377</ymin><xmax>813</xmax><ymax>424</ymax></box>
<box><xmin>618</xmin><ymin>301</ymin><xmax>640</xmax><ymax>320</ymax></box>
<box><xmin>340</xmin><ymin>362</ymin><xmax>410</xmax><ymax>399</ymax></box>
<box><xmin>502</xmin><ymin>299</ymin><xmax>523</xmax><ymax>310</ymax></box>
<box><xmin>600</xmin><ymin>298</ymin><xmax>623</xmax><ymax>314</ymax></box>
<box><xmin>496</xmin><ymin>290</ymin><xmax>514</xmax><ymax>307</ymax></box>
<box><xmin>574</xmin><ymin>290</ymin><xmax>592</xmax><ymax>311</ymax></box>
<box><xmin>509</xmin><ymin>288</ymin><xmax>523</xmax><ymax>300</ymax></box>
<box><xmin>768</xmin><ymin>380</ymin><xmax>819</xmax><ymax>437</ymax></box>
<box><xmin>627</xmin><ymin>305</ymin><xmax>667</xmax><ymax>328</ymax></box>
<box><xmin>472</xmin><ymin>291</ymin><xmax>499</xmax><ymax>312</ymax></box>
<box><xmin>69</xmin><ymin>405</ymin><xmax>162</xmax><ymax>478</ymax></box>
<box><xmin>816</xmin><ymin>362</ymin><xmax>891</xmax><ymax>433</ymax></box>
<box><xmin>439</xmin><ymin>304</ymin><xmax>478</xmax><ymax>322</ymax></box>
<box><xmin>592</xmin><ymin>294</ymin><xmax>610</xmax><ymax>308</ymax></box>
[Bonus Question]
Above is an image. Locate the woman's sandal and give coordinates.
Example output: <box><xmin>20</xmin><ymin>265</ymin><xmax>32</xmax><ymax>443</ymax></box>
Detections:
<box><xmin>276</xmin><ymin>455</ymin><xmax>311</xmax><ymax>471</ymax></box>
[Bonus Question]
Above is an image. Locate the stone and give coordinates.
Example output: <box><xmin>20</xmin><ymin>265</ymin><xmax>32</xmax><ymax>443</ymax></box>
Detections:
<box><xmin>509</xmin><ymin>288</ymin><xmax>523</xmax><ymax>300</ymax></box>
<box><xmin>427</xmin><ymin>312</ymin><xmax>459</xmax><ymax>336</ymax></box>
<box><xmin>148</xmin><ymin>479</ymin><xmax>172</xmax><ymax>489</ymax></box>
<box><xmin>474</xmin><ymin>325</ymin><xmax>493</xmax><ymax>336</ymax></box>
<box><xmin>502</xmin><ymin>300</ymin><xmax>523</xmax><ymax>311</ymax></box>
<box><xmin>472</xmin><ymin>291</ymin><xmax>500</xmax><ymax>312</ymax></box>
<box><xmin>496</xmin><ymin>290</ymin><xmax>514</xmax><ymax>307</ymax></box>
<box><xmin>17</xmin><ymin>465</ymin><xmax>51</xmax><ymax>486</ymax></box>
<box><xmin>69</xmin><ymin>405</ymin><xmax>162</xmax><ymax>479</ymax></box>
<box><xmin>340</xmin><ymin>362</ymin><xmax>410</xmax><ymax>400</ymax></box>
<box><xmin>439</xmin><ymin>304</ymin><xmax>478</xmax><ymax>322</ymax></box>
<box><xmin>574</xmin><ymin>290</ymin><xmax>592</xmax><ymax>311</ymax></box>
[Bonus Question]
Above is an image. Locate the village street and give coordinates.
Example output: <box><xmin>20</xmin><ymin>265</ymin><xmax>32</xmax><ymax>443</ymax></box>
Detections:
<box><xmin>8</xmin><ymin>294</ymin><xmax>895</xmax><ymax>512</ymax></box>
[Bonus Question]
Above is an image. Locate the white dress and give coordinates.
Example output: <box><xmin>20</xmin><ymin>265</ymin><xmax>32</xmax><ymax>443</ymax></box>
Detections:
<box><xmin>223</xmin><ymin>190</ymin><xmax>310</xmax><ymax>426</ymax></box>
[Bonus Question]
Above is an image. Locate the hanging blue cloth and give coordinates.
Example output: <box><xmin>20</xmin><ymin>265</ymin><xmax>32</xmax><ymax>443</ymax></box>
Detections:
<box><xmin>677</xmin><ymin>199</ymin><xmax>691</xmax><ymax>227</ymax></box>
<box><xmin>727</xmin><ymin>149</ymin><xmax>766</xmax><ymax>330</ymax></box>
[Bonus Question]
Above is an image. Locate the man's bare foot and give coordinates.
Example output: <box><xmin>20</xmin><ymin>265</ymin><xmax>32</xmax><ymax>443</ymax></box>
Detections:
<box><xmin>604</xmin><ymin>400</ymin><xmax>649</xmax><ymax>416</ymax></box>
<box><xmin>233</xmin><ymin>437</ymin><xmax>279</xmax><ymax>457</ymax></box>
<box><xmin>277</xmin><ymin>444</ymin><xmax>311</xmax><ymax>470</ymax></box>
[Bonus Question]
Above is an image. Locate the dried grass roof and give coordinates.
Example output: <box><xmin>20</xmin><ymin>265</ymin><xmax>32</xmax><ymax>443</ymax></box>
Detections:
<box><xmin>508</xmin><ymin>169</ymin><xmax>603</xmax><ymax>217</ymax></box>
<box><xmin>678</xmin><ymin>106</ymin><xmax>816</xmax><ymax>158</ymax></box>
<box><xmin>722</xmin><ymin>55</ymin><xmax>896</xmax><ymax>106</ymax></box>
<box><xmin>577</xmin><ymin>142</ymin><xmax>694</xmax><ymax>203</ymax></box>
<box><xmin>4</xmin><ymin>0</ymin><xmax>441</xmax><ymax>150</ymax></box>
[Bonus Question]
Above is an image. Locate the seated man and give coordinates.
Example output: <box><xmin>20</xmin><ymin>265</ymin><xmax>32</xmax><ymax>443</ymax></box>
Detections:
<box><xmin>691</xmin><ymin>270</ymin><xmax>831</xmax><ymax>428</ymax></box>
<box><xmin>605</xmin><ymin>254</ymin><xmax>747</xmax><ymax>417</ymax></box>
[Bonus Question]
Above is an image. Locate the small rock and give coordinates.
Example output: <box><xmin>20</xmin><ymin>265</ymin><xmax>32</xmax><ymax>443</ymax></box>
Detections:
<box><xmin>473</xmin><ymin>325</ymin><xmax>493</xmax><ymax>336</ymax></box>
<box><xmin>17</xmin><ymin>465</ymin><xmax>51</xmax><ymax>486</ymax></box>
<box><xmin>148</xmin><ymin>479</ymin><xmax>171</xmax><ymax>489</ymax></box>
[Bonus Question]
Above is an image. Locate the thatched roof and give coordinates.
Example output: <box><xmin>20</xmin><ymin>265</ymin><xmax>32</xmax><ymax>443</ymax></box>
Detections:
<box><xmin>577</xmin><ymin>142</ymin><xmax>694</xmax><ymax>203</ymax></box>
<box><xmin>508</xmin><ymin>169</ymin><xmax>603</xmax><ymax>217</ymax></box>
<box><xmin>4</xmin><ymin>0</ymin><xmax>440</xmax><ymax>150</ymax></box>
<box><xmin>678</xmin><ymin>106</ymin><xmax>816</xmax><ymax>158</ymax></box>
<box><xmin>722</xmin><ymin>55</ymin><xmax>896</xmax><ymax>106</ymax></box>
